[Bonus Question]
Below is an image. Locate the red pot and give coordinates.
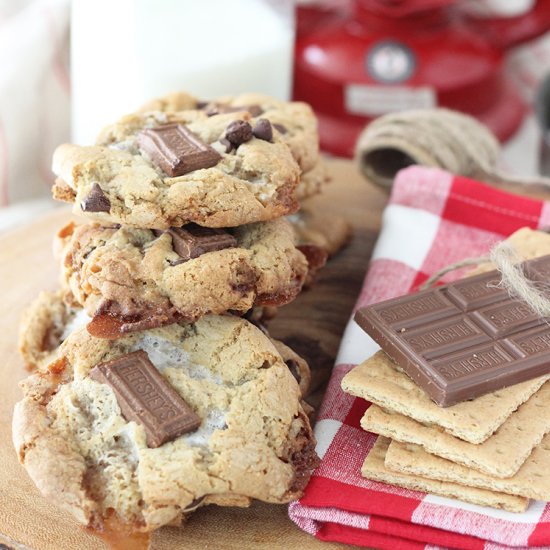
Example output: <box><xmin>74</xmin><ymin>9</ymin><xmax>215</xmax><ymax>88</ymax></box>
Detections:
<box><xmin>293</xmin><ymin>0</ymin><xmax>550</xmax><ymax>157</ymax></box>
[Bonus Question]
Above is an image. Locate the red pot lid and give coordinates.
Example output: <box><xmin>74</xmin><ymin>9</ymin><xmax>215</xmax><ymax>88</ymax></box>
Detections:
<box><xmin>358</xmin><ymin>0</ymin><xmax>456</xmax><ymax>17</ymax></box>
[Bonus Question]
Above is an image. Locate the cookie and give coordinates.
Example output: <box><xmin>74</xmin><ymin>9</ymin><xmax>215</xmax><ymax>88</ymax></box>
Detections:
<box><xmin>362</xmin><ymin>437</ymin><xmax>528</xmax><ymax>513</ymax></box>
<box><xmin>138</xmin><ymin>91</ymin><xmax>320</xmax><ymax>173</ymax></box>
<box><xmin>137</xmin><ymin>91</ymin><xmax>326</xmax><ymax>200</ymax></box>
<box><xmin>56</xmin><ymin>218</ymin><xmax>308</xmax><ymax>335</ymax></box>
<box><xmin>287</xmin><ymin>202</ymin><xmax>352</xmax><ymax>257</ymax></box>
<box><xmin>18</xmin><ymin>291</ymin><xmax>311</xmax><ymax>395</ymax></box>
<box><xmin>52</xmin><ymin>109</ymin><xmax>301</xmax><ymax>229</ymax></box>
<box><xmin>18</xmin><ymin>290</ymin><xmax>87</xmax><ymax>370</ymax></box>
<box><xmin>13</xmin><ymin>315</ymin><xmax>319</xmax><ymax>531</ymax></box>
<box><xmin>342</xmin><ymin>350</ymin><xmax>548</xmax><ymax>444</ymax></box>
<box><xmin>297</xmin><ymin>158</ymin><xmax>331</xmax><ymax>201</ymax></box>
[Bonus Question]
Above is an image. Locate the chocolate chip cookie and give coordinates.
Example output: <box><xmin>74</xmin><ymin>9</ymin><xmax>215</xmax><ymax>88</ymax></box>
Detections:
<box><xmin>288</xmin><ymin>202</ymin><xmax>352</xmax><ymax>257</ymax></box>
<box><xmin>13</xmin><ymin>315</ymin><xmax>319</xmax><ymax>532</ymax></box>
<box><xmin>56</xmin><ymin>218</ymin><xmax>308</xmax><ymax>336</ymax></box>
<box><xmin>18</xmin><ymin>289</ymin><xmax>86</xmax><ymax>370</ymax></box>
<box><xmin>52</xmin><ymin>109</ymin><xmax>300</xmax><ymax>229</ymax></box>
<box><xmin>18</xmin><ymin>290</ymin><xmax>312</xmax><ymax>397</ymax></box>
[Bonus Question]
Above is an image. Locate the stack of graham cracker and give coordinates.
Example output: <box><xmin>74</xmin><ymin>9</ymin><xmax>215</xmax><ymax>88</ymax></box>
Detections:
<box><xmin>342</xmin><ymin>228</ymin><xmax>550</xmax><ymax>513</ymax></box>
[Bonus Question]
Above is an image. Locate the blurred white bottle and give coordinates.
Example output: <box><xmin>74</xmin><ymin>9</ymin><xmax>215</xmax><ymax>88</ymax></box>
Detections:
<box><xmin>71</xmin><ymin>0</ymin><xmax>295</xmax><ymax>144</ymax></box>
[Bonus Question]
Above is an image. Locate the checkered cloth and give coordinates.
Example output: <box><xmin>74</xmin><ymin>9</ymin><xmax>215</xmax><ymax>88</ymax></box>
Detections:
<box><xmin>289</xmin><ymin>166</ymin><xmax>550</xmax><ymax>549</ymax></box>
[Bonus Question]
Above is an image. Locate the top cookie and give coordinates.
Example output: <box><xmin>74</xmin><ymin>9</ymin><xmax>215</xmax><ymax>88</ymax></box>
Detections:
<box><xmin>52</xmin><ymin>109</ymin><xmax>301</xmax><ymax>229</ymax></box>
<box><xmin>138</xmin><ymin>91</ymin><xmax>320</xmax><ymax>173</ymax></box>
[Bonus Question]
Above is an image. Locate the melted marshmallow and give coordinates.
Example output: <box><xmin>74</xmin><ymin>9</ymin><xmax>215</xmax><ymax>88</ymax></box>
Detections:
<box><xmin>135</xmin><ymin>335</ymin><xmax>222</xmax><ymax>384</ymax></box>
<box><xmin>61</xmin><ymin>308</ymin><xmax>92</xmax><ymax>341</ymax></box>
<box><xmin>183</xmin><ymin>409</ymin><xmax>227</xmax><ymax>447</ymax></box>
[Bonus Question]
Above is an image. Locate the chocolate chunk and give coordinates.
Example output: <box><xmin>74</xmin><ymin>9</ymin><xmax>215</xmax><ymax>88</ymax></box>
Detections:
<box><xmin>203</xmin><ymin>103</ymin><xmax>263</xmax><ymax>117</ymax></box>
<box><xmin>354</xmin><ymin>254</ymin><xmax>550</xmax><ymax>407</ymax></box>
<box><xmin>219</xmin><ymin>137</ymin><xmax>234</xmax><ymax>153</ymax></box>
<box><xmin>286</xmin><ymin>359</ymin><xmax>301</xmax><ymax>383</ymax></box>
<box><xmin>273</xmin><ymin>123</ymin><xmax>288</xmax><ymax>135</ymax></box>
<box><xmin>138</xmin><ymin>123</ymin><xmax>221</xmax><ymax>177</ymax></box>
<box><xmin>246</xmin><ymin>104</ymin><xmax>263</xmax><ymax>117</ymax></box>
<box><xmin>225</xmin><ymin>120</ymin><xmax>253</xmax><ymax>147</ymax></box>
<box><xmin>164</xmin><ymin>223</ymin><xmax>237</xmax><ymax>262</ymax></box>
<box><xmin>287</xmin><ymin>414</ymin><xmax>320</xmax><ymax>493</ymax></box>
<box><xmin>252</xmin><ymin>119</ymin><xmax>273</xmax><ymax>142</ymax></box>
<box><xmin>80</xmin><ymin>182</ymin><xmax>110</xmax><ymax>213</ymax></box>
<box><xmin>89</xmin><ymin>350</ymin><xmax>201</xmax><ymax>447</ymax></box>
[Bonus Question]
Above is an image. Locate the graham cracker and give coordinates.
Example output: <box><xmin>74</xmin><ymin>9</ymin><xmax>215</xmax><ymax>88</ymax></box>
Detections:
<box><xmin>467</xmin><ymin>227</ymin><xmax>550</xmax><ymax>276</ymax></box>
<box><xmin>385</xmin><ymin>436</ymin><xmax>550</xmax><ymax>501</ymax></box>
<box><xmin>361</xmin><ymin>379</ymin><xmax>550</xmax><ymax>478</ymax></box>
<box><xmin>361</xmin><ymin>437</ymin><xmax>528</xmax><ymax>513</ymax></box>
<box><xmin>342</xmin><ymin>351</ymin><xmax>549</xmax><ymax>444</ymax></box>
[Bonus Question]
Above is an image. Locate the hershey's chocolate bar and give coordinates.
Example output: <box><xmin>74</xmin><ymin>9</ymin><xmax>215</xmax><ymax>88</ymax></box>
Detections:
<box><xmin>138</xmin><ymin>123</ymin><xmax>221</xmax><ymax>177</ymax></box>
<box><xmin>355</xmin><ymin>255</ymin><xmax>550</xmax><ymax>407</ymax></box>
<box><xmin>89</xmin><ymin>350</ymin><xmax>200</xmax><ymax>447</ymax></box>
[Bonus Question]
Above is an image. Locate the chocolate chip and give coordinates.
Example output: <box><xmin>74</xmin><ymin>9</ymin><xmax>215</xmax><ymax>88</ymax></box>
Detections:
<box><xmin>219</xmin><ymin>137</ymin><xmax>234</xmax><ymax>153</ymax></box>
<box><xmin>286</xmin><ymin>359</ymin><xmax>301</xmax><ymax>383</ymax></box>
<box><xmin>202</xmin><ymin>102</ymin><xmax>263</xmax><ymax>118</ymax></box>
<box><xmin>205</xmin><ymin>105</ymin><xmax>221</xmax><ymax>117</ymax></box>
<box><xmin>273</xmin><ymin>123</ymin><xmax>288</xmax><ymax>135</ymax></box>
<box><xmin>225</xmin><ymin>120</ymin><xmax>253</xmax><ymax>147</ymax></box>
<box><xmin>247</xmin><ymin>104</ymin><xmax>264</xmax><ymax>117</ymax></box>
<box><xmin>80</xmin><ymin>182</ymin><xmax>111</xmax><ymax>213</ymax></box>
<box><xmin>196</xmin><ymin>100</ymin><xmax>209</xmax><ymax>109</ymax></box>
<box><xmin>252</xmin><ymin>119</ymin><xmax>273</xmax><ymax>142</ymax></box>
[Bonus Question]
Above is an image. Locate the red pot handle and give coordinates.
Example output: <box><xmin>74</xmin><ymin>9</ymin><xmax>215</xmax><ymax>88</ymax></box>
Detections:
<box><xmin>465</xmin><ymin>0</ymin><xmax>550</xmax><ymax>51</ymax></box>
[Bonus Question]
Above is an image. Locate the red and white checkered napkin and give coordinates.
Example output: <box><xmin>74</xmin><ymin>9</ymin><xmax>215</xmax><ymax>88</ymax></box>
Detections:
<box><xmin>289</xmin><ymin>166</ymin><xmax>550</xmax><ymax>550</ymax></box>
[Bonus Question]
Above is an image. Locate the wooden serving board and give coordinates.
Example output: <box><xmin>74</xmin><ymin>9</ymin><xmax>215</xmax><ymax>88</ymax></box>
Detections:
<box><xmin>0</xmin><ymin>159</ymin><xmax>386</xmax><ymax>550</ymax></box>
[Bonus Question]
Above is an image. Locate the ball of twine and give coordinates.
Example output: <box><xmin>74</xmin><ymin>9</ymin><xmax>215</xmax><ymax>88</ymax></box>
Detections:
<box><xmin>356</xmin><ymin>108</ymin><xmax>550</xmax><ymax>189</ymax></box>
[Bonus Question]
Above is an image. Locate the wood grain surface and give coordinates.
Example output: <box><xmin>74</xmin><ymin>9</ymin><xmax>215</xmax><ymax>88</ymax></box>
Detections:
<box><xmin>0</xmin><ymin>159</ymin><xmax>387</xmax><ymax>550</ymax></box>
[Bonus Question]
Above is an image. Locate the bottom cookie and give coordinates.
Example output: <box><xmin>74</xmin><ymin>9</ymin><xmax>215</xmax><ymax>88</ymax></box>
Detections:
<box><xmin>13</xmin><ymin>314</ymin><xmax>319</xmax><ymax>532</ymax></box>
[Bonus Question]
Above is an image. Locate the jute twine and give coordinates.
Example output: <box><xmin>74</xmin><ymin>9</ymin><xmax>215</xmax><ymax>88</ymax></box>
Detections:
<box><xmin>356</xmin><ymin>108</ymin><xmax>550</xmax><ymax>189</ymax></box>
<box><xmin>421</xmin><ymin>242</ymin><xmax>550</xmax><ymax>318</ymax></box>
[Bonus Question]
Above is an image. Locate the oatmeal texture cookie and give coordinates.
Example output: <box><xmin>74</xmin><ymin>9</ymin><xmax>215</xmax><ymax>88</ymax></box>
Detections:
<box><xmin>52</xmin><ymin>109</ymin><xmax>300</xmax><ymax>229</ymax></box>
<box><xmin>297</xmin><ymin>158</ymin><xmax>331</xmax><ymax>201</ymax></box>
<box><xmin>13</xmin><ymin>315</ymin><xmax>319</xmax><ymax>531</ymax></box>
<box><xmin>138</xmin><ymin>91</ymin><xmax>320</xmax><ymax>174</ymax></box>
<box><xmin>18</xmin><ymin>290</ymin><xmax>85</xmax><ymax>369</ymax></box>
<box><xmin>56</xmin><ymin>217</ymin><xmax>308</xmax><ymax>334</ymax></box>
<box><xmin>288</xmin><ymin>202</ymin><xmax>352</xmax><ymax>257</ymax></box>
<box><xmin>18</xmin><ymin>291</ymin><xmax>312</xmax><ymax>397</ymax></box>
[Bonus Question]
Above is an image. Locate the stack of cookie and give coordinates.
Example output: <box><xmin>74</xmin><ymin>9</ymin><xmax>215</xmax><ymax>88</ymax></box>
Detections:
<box><xmin>342</xmin><ymin>228</ymin><xmax>550</xmax><ymax>513</ymax></box>
<box><xmin>14</xmin><ymin>94</ymin><xmax>327</xmax><ymax>534</ymax></box>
